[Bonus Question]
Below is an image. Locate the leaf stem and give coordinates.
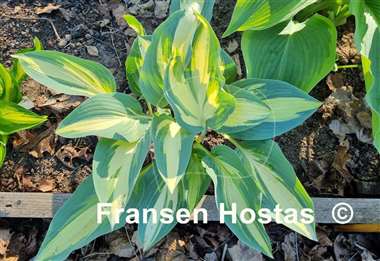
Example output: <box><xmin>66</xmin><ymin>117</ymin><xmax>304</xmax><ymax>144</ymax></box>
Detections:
<box><xmin>146</xmin><ymin>102</ymin><xmax>153</xmax><ymax>116</ymax></box>
<box><xmin>337</xmin><ymin>64</ymin><xmax>360</xmax><ymax>70</ymax></box>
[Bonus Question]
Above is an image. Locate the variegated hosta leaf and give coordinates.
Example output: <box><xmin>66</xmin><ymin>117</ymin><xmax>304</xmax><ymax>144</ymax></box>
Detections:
<box><xmin>219</xmin><ymin>85</ymin><xmax>270</xmax><ymax>134</ymax></box>
<box><xmin>223</xmin><ymin>79</ymin><xmax>321</xmax><ymax>140</ymax></box>
<box><xmin>152</xmin><ymin>114</ymin><xmax>194</xmax><ymax>192</ymax></box>
<box><xmin>35</xmin><ymin>169</ymin><xmax>147</xmax><ymax>260</ymax></box>
<box><xmin>10</xmin><ymin>37</ymin><xmax>43</xmax><ymax>103</ymax></box>
<box><xmin>182</xmin><ymin>149</ymin><xmax>211</xmax><ymax>210</ymax></box>
<box><xmin>124</xmin><ymin>14</ymin><xmax>146</xmax><ymax>36</ymax></box>
<box><xmin>136</xmin><ymin>164</ymin><xmax>185</xmax><ymax>251</ymax></box>
<box><xmin>136</xmin><ymin>161</ymin><xmax>209</xmax><ymax>251</ymax></box>
<box><xmin>0</xmin><ymin>100</ymin><xmax>47</xmax><ymax>135</ymax></box>
<box><xmin>14</xmin><ymin>51</ymin><xmax>116</xmax><ymax>97</ymax></box>
<box><xmin>164</xmin><ymin>13</ymin><xmax>235</xmax><ymax>133</ymax></box>
<box><xmin>56</xmin><ymin>93</ymin><xmax>151</xmax><ymax>142</ymax></box>
<box><xmin>372</xmin><ymin>111</ymin><xmax>380</xmax><ymax>151</ymax></box>
<box><xmin>139</xmin><ymin>11</ymin><xmax>190</xmax><ymax>107</ymax></box>
<box><xmin>169</xmin><ymin>0</ymin><xmax>215</xmax><ymax>21</ymax></box>
<box><xmin>126</xmin><ymin>35</ymin><xmax>152</xmax><ymax>96</ymax></box>
<box><xmin>0</xmin><ymin>64</ymin><xmax>13</xmax><ymax>102</ymax></box>
<box><xmin>351</xmin><ymin>0</ymin><xmax>380</xmax><ymax>151</ymax></box>
<box><xmin>93</xmin><ymin>134</ymin><xmax>150</xmax><ymax>227</ymax></box>
<box><xmin>36</xmin><ymin>176</ymin><xmax>116</xmax><ymax>260</ymax></box>
<box><xmin>0</xmin><ymin>135</ymin><xmax>7</xmax><ymax>168</ymax></box>
<box><xmin>201</xmin><ymin>145</ymin><xmax>273</xmax><ymax>257</ymax></box>
<box><xmin>223</xmin><ymin>0</ymin><xmax>317</xmax><ymax>37</ymax></box>
<box><xmin>242</xmin><ymin>15</ymin><xmax>337</xmax><ymax>92</ymax></box>
<box><xmin>220</xmin><ymin>49</ymin><xmax>238</xmax><ymax>84</ymax></box>
<box><xmin>233</xmin><ymin>139</ymin><xmax>317</xmax><ymax>240</ymax></box>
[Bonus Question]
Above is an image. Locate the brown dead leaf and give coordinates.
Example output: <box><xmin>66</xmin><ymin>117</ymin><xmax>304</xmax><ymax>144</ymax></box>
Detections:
<box><xmin>55</xmin><ymin>144</ymin><xmax>91</xmax><ymax>169</ymax></box>
<box><xmin>12</xmin><ymin>131</ymin><xmax>36</xmax><ymax>150</ymax></box>
<box><xmin>37</xmin><ymin>94</ymin><xmax>83</xmax><ymax>113</ymax></box>
<box><xmin>228</xmin><ymin>240</ymin><xmax>263</xmax><ymax>261</ymax></box>
<box><xmin>0</xmin><ymin>228</ymin><xmax>12</xmax><ymax>256</ymax></box>
<box><xmin>332</xmin><ymin>139</ymin><xmax>352</xmax><ymax>181</ymax></box>
<box><xmin>326</xmin><ymin>73</ymin><xmax>345</xmax><ymax>91</ymax></box>
<box><xmin>282</xmin><ymin>233</ymin><xmax>298</xmax><ymax>261</ymax></box>
<box><xmin>35</xmin><ymin>3</ymin><xmax>61</xmax><ymax>15</ymax></box>
<box><xmin>22</xmin><ymin>176</ymin><xmax>34</xmax><ymax>189</ymax></box>
<box><xmin>38</xmin><ymin>179</ymin><xmax>55</xmax><ymax>192</ymax></box>
<box><xmin>29</xmin><ymin>134</ymin><xmax>55</xmax><ymax>158</ymax></box>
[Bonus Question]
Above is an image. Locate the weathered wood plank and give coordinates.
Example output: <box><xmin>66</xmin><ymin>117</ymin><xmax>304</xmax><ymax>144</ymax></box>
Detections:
<box><xmin>0</xmin><ymin>192</ymin><xmax>379</xmax><ymax>224</ymax></box>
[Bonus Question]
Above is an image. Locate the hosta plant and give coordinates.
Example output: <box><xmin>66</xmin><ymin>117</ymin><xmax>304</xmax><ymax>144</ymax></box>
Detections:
<box><xmin>16</xmin><ymin>1</ymin><xmax>321</xmax><ymax>260</ymax></box>
<box><xmin>0</xmin><ymin>37</ymin><xmax>46</xmax><ymax>168</ymax></box>
<box><xmin>225</xmin><ymin>0</ymin><xmax>380</xmax><ymax>152</ymax></box>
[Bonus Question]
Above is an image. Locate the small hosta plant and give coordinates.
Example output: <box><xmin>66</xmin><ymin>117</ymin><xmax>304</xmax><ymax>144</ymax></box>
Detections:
<box><xmin>0</xmin><ymin>38</ymin><xmax>46</xmax><ymax>167</ymax></box>
<box><xmin>224</xmin><ymin>0</ymin><xmax>380</xmax><ymax>152</ymax></box>
<box><xmin>17</xmin><ymin>1</ymin><xmax>321</xmax><ymax>260</ymax></box>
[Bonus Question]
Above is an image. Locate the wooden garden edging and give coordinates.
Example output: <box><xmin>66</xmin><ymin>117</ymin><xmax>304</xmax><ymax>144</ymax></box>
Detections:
<box><xmin>1</xmin><ymin>192</ymin><xmax>380</xmax><ymax>225</ymax></box>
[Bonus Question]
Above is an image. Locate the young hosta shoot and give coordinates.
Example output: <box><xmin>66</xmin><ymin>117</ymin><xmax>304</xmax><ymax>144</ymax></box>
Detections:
<box><xmin>0</xmin><ymin>38</ymin><xmax>47</xmax><ymax>168</ymax></box>
<box><xmin>17</xmin><ymin>3</ymin><xmax>321</xmax><ymax>260</ymax></box>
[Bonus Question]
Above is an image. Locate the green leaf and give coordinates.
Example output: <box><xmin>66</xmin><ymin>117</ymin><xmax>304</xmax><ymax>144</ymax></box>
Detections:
<box><xmin>223</xmin><ymin>0</ymin><xmax>317</xmax><ymax>37</ymax></box>
<box><xmin>372</xmin><ymin>110</ymin><xmax>380</xmax><ymax>151</ymax></box>
<box><xmin>139</xmin><ymin>11</ymin><xmax>190</xmax><ymax>108</ymax></box>
<box><xmin>0</xmin><ymin>64</ymin><xmax>13</xmax><ymax>102</ymax></box>
<box><xmin>136</xmin><ymin>161</ymin><xmax>209</xmax><ymax>251</ymax></box>
<box><xmin>152</xmin><ymin>114</ymin><xmax>194</xmax><ymax>192</ymax></box>
<box><xmin>164</xmin><ymin>13</ymin><xmax>235</xmax><ymax>133</ymax></box>
<box><xmin>124</xmin><ymin>14</ymin><xmax>145</xmax><ymax>35</ymax></box>
<box><xmin>0</xmin><ymin>135</ymin><xmax>7</xmax><ymax>168</ymax></box>
<box><xmin>233</xmin><ymin>139</ymin><xmax>317</xmax><ymax>240</ymax></box>
<box><xmin>10</xmin><ymin>37</ymin><xmax>43</xmax><ymax>103</ymax></box>
<box><xmin>351</xmin><ymin>0</ymin><xmax>380</xmax><ymax>153</ymax></box>
<box><xmin>136</xmin><ymin>165</ymin><xmax>186</xmax><ymax>251</ymax></box>
<box><xmin>224</xmin><ymin>79</ymin><xmax>321</xmax><ymax>140</ymax></box>
<box><xmin>36</xmin><ymin>176</ymin><xmax>113</xmax><ymax>260</ymax></box>
<box><xmin>219</xmin><ymin>85</ymin><xmax>270</xmax><ymax>134</ymax></box>
<box><xmin>201</xmin><ymin>145</ymin><xmax>273</xmax><ymax>257</ymax></box>
<box><xmin>169</xmin><ymin>0</ymin><xmax>215</xmax><ymax>21</ymax></box>
<box><xmin>14</xmin><ymin>50</ymin><xmax>116</xmax><ymax>97</ymax></box>
<box><xmin>242</xmin><ymin>15</ymin><xmax>337</xmax><ymax>92</ymax></box>
<box><xmin>0</xmin><ymin>100</ymin><xmax>47</xmax><ymax>135</ymax></box>
<box><xmin>56</xmin><ymin>93</ymin><xmax>151</xmax><ymax>142</ymax></box>
<box><xmin>182</xmin><ymin>150</ymin><xmax>211</xmax><ymax>210</ymax></box>
<box><xmin>220</xmin><ymin>49</ymin><xmax>238</xmax><ymax>84</ymax></box>
<box><xmin>126</xmin><ymin>35</ymin><xmax>152</xmax><ymax>96</ymax></box>
<box><xmin>93</xmin><ymin>134</ymin><xmax>150</xmax><ymax>227</ymax></box>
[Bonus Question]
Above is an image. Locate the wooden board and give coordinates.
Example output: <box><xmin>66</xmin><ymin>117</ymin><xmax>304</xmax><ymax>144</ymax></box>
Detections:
<box><xmin>0</xmin><ymin>192</ymin><xmax>379</xmax><ymax>224</ymax></box>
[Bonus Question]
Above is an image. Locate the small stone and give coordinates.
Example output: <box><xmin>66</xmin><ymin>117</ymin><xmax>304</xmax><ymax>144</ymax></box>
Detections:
<box><xmin>58</xmin><ymin>39</ymin><xmax>67</xmax><ymax>47</ymax></box>
<box><xmin>64</xmin><ymin>34</ymin><xmax>72</xmax><ymax>41</ymax></box>
<box><xmin>86</xmin><ymin>46</ymin><xmax>99</xmax><ymax>57</ymax></box>
<box><xmin>99</xmin><ymin>19</ymin><xmax>110</xmax><ymax>28</ymax></box>
<box><xmin>154</xmin><ymin>1</ymin><xmax>169</xmax><ymax>19</ymax></box>
<box><xmin>226</xmin><ymin>39</ymin><xmax>239</xmax><ymax>53</ymax></box>
<box><xmin>14</xmin><ymin>6</ymin><xmax>22</xmax><ymax>13</ymax></box>
<box><xmin>85</xmin><ymin>33</ymin><xmax>92</xmax><ymax>40</ymax></box>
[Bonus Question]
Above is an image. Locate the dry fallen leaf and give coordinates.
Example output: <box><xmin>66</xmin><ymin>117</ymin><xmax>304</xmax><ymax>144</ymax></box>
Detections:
<box><xmin>0</xmin><ymin>228</ymin><xmax>12</xmax><ymax>256</ymax></box>
<box><xmin>281</xmin><ymin>233</ymin><xmax>298</xmax><ymax>261</ymax></box>
<box><xmin>228</xmin><ymin>240</ymin><xmax>263</xmax><ymax>261</ymax></box>
<box><xmin>35</xmin><ymin>3</ymin><xmax>61</xmax><ymax>15</ymax></box>
<box><xmin>38</xmin><ymin>179</ymin><xmax>55</xmax><ymax>192</ymax></box>
<box><xmin>55</xmin><ymin>145</ymin><xmax>91</xmax><ymax>169</ymax></box>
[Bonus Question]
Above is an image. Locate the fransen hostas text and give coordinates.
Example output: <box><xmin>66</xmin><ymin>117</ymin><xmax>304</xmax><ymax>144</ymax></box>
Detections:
<box><xmin>97</xmin><ymin>203</ymin><xmax>314</xmax><ymax>225</ymax></box>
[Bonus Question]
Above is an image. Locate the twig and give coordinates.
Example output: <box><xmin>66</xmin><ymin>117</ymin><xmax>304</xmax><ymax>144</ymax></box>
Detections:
<box><xmin>0</xmin><ymin>15</ymin><xmax>61</xmax><ymax>40</ymax></box>
<box><xmin>109</xmin><ymin>29</ymin><xmax>122</xmax><ymax>67</ymax></box>
<box><xmin>82</xmin><ymin>252</ymin><xmax>111</xmax><ymax>259</ymax></box>
<box><xmin>221</xmin><ymin>243</ymin><xmax>228</xmax><ymax>261</ymax></box>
